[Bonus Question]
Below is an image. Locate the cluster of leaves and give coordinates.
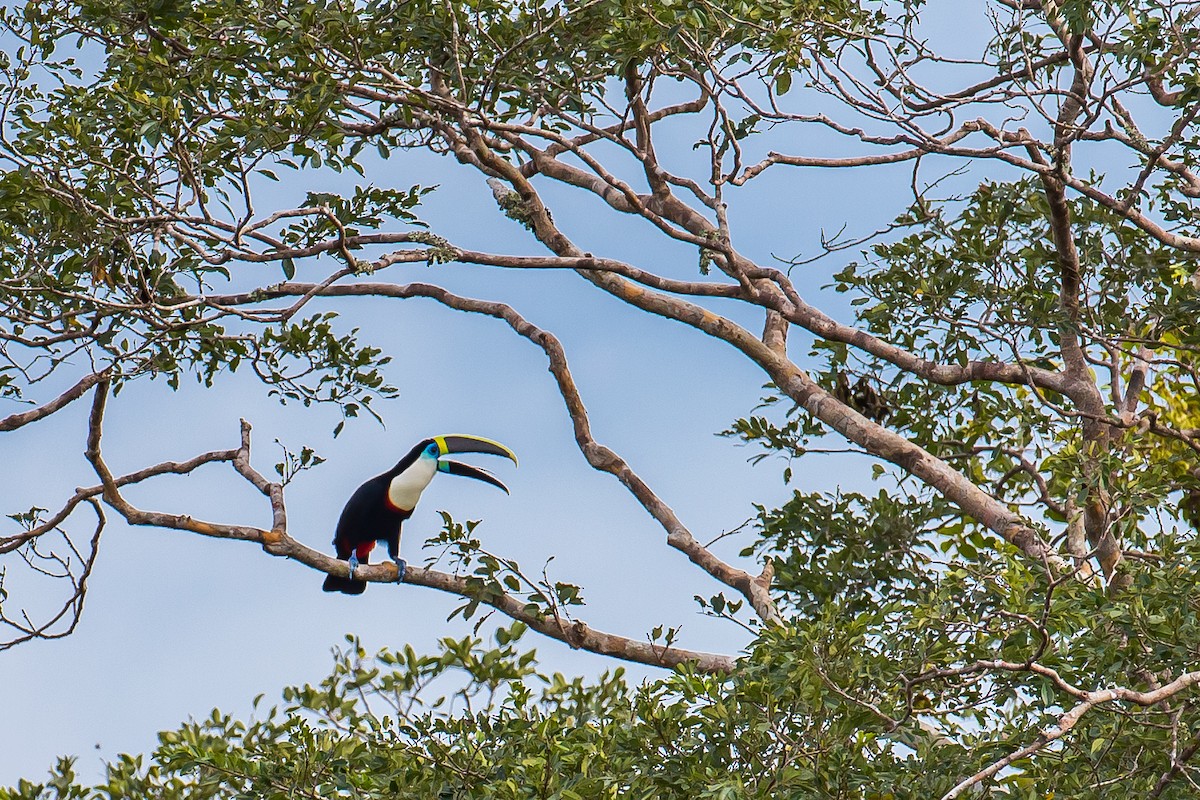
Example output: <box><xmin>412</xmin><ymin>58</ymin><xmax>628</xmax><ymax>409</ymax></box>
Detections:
<box><xmin>750</xmin><ymin>488</ymin><xmax>946</xmax><ymax>616</ymax></box>
<box><xmin>24</xmin><ymin>0</ymin><xmax>859</xmax><ymax>126</ymax></box>
<box><xmin>0</xmin><ymin>3</ymin><xmax>442</xmax><ymax>424</ymax></box>
<box><xmin>425</xmin><ymin>512</ymin><xmax>586</xmax><ymax>627</ymax></box>
<box><xmin>12</xmin><ymin>535</ymin><xmax>1200</xmax><ymax>799</ymax></box>
<box><xmin>729</xmin><ymin>179</ymin><xmax>1200</xmax><ymax>587</ymax></box>
<box><xmin>253</xmin><ymin>314</ymin><xmax>396</xmax><ymax>421</ymax></box>
<box><xmin>272</xmin><ymin>439</ymin><xmax>325</xmax><ymax>487</ymax></box>
<box><xmin>0</xmin><ymin>0</ymin><xmax>880</xmax><ymax>426</ymax></box>
<box><xmin>985</xmin><ymin>0</ymin><xmax>1200</xmax><ymax>112</ymax></box>
<box><xmin>278</xmin><ymin>186</ymin><xmax>431</xmax><ymax>262</ymax></box>
<box><xmin>706</xmin><ymin>163</ymin><xmax>1200</xmax><ymax>793</ymax></box>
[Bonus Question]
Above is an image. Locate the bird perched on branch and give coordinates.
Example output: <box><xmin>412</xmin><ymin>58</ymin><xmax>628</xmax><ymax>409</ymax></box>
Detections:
<box><xmin>322</xmin><ymin>434</ymin><xmax>518</xmax><ymax>595</ymax></box>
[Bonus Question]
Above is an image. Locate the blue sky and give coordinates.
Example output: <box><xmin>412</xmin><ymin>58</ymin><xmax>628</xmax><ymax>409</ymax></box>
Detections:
<box><xmin>0</xmin><ymin>7</ymin><xmax>971</xmax><ymax>783</ymax></box>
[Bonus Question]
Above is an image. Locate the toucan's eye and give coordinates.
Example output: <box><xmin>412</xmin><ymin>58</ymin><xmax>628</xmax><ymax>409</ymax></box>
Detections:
<box><xmin>424</xmin><ymin>442</ymin><xmax>439</xmax><ymax>458</ymax></box>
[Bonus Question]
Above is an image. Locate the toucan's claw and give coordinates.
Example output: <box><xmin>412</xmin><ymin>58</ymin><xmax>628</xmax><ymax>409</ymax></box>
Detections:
<box><xmin>393</xmin><ymin>558</ymin><xmax>407</xmax><ymax>582</ymax></box>
<box><xmin>348</xmin><ymin>553</ymin><xmax>360</xmax><ymax>578</ymax></box>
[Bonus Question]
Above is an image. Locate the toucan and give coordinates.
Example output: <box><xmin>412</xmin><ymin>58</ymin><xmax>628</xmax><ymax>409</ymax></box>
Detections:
<box><xmin>322</xmin><ymin>434</ymin><xmax>518</xmax><ymax>595</ymax></box>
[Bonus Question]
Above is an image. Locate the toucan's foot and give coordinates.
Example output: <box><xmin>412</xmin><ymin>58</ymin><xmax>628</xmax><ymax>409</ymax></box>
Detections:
<box><xmin>348</xmin><ymin>554</ymin><xmax>360</xmax><ymax>578</ymax></box>
<box><xmin>393</xmin><ymin>558</ymin><xmax>407</xmax><ymax>582</ymax></box>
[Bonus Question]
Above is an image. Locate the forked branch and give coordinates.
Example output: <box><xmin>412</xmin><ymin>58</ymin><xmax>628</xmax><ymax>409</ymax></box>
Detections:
<box><xmin>0</xmin><ymin>499</ymin><xmax>104</xmax><ymax>652</ymax></box>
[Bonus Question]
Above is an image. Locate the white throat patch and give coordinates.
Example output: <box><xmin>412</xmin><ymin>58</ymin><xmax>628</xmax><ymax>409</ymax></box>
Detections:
<box><xmin>387</xmin><ymin>456</ymin><xmax>438</xmax><ymax>511</ymax></box>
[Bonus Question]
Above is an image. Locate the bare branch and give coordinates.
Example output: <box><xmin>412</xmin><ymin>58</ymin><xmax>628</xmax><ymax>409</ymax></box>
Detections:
<box><xmin>0</xmin><ymin>371</ymin><xmax>107</xmax><ymax>432</ymax></box>
<box><xmin>0</xmin><ymin>498</ymin><xmax>104</xmax><ymax>651</ymax></box>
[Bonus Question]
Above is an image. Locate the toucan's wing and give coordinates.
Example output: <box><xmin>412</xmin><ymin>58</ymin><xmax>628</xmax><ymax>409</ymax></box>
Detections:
<box><xmin>437</xmin><ymin>459</ymin><xmax>510</xmax><ymax>493</ymax></box>
<box><xmin>433</xmin><ymin>434</ymin><xmax>518</xmax><ymax>466</ymax></box>
<box><xmin>333</xmin><ymin>478</ymin><xmax>384</xmax><ymax>551</ymax></box>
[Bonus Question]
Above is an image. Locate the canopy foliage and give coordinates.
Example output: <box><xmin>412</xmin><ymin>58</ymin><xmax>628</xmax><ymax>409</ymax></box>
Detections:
<box><xmin>5</xmin><ymin>0</ymin><xmax>1200</xmax><ymax>796</ymax></box>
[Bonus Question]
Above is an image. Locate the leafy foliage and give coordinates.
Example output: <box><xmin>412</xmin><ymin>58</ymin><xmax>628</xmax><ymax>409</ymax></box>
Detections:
<box><xmin>13</xmin><ymin>541</ymin><xmax>1200</xmax><ymax>800</ymax></box>
<box><xmin>7</xmin><ymin>0</ymin><xmax>1200</xmax><ymax>795</ymax></box>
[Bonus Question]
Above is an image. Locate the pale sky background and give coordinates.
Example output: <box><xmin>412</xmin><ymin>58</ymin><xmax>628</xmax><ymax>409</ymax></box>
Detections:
<box><xmin>1</xmin><ymin>3</ymin><xmax>988</xmax><ymax>784</ymax></box>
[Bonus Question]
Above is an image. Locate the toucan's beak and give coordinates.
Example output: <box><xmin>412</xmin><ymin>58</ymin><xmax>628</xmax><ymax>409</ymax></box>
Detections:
<box><xmin>437</xmin><ymin>460</ymin><xmax>510</xmax><ymax>493</ymax></box>
<box><xmin>433</xmin><ymin>434</ymin><xmax>519</xmax><ymax>466</ymax></box>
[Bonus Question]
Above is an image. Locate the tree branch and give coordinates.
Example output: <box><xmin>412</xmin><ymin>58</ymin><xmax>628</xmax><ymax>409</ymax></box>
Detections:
<box><xmin>197</xmin><ymin>280</ymin><xmax>784</xmax><ymax>626</ymax></box>
<box><xmin>943</xmin><ymin>669</ymin><xmax>1200</xmax><ymax>799</ymax></box>
<box><xmin>0</xmin><ymin>371</ymin><xmax>107</xmax><ymax>432</ymax></box>
<box><xmin>0</xmin><ymin>498</ymin><xmax>104</xmax><ymax>651</ymax></box>
<box><xmin>467</xmin><ymin>154</ymin><xmax>1068</xmax><ymax>572</ymax></box>
<box><xmin>80</xmin><ymin>381</ymin><xmax>736</xmax><ymax>673</ymax></box>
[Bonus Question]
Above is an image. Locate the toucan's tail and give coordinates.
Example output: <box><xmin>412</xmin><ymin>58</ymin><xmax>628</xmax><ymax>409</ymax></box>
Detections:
<box><xmin>322</xmin><ymin>574</ymin><xmax>367</xmax><ymax>594</ymax></box>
